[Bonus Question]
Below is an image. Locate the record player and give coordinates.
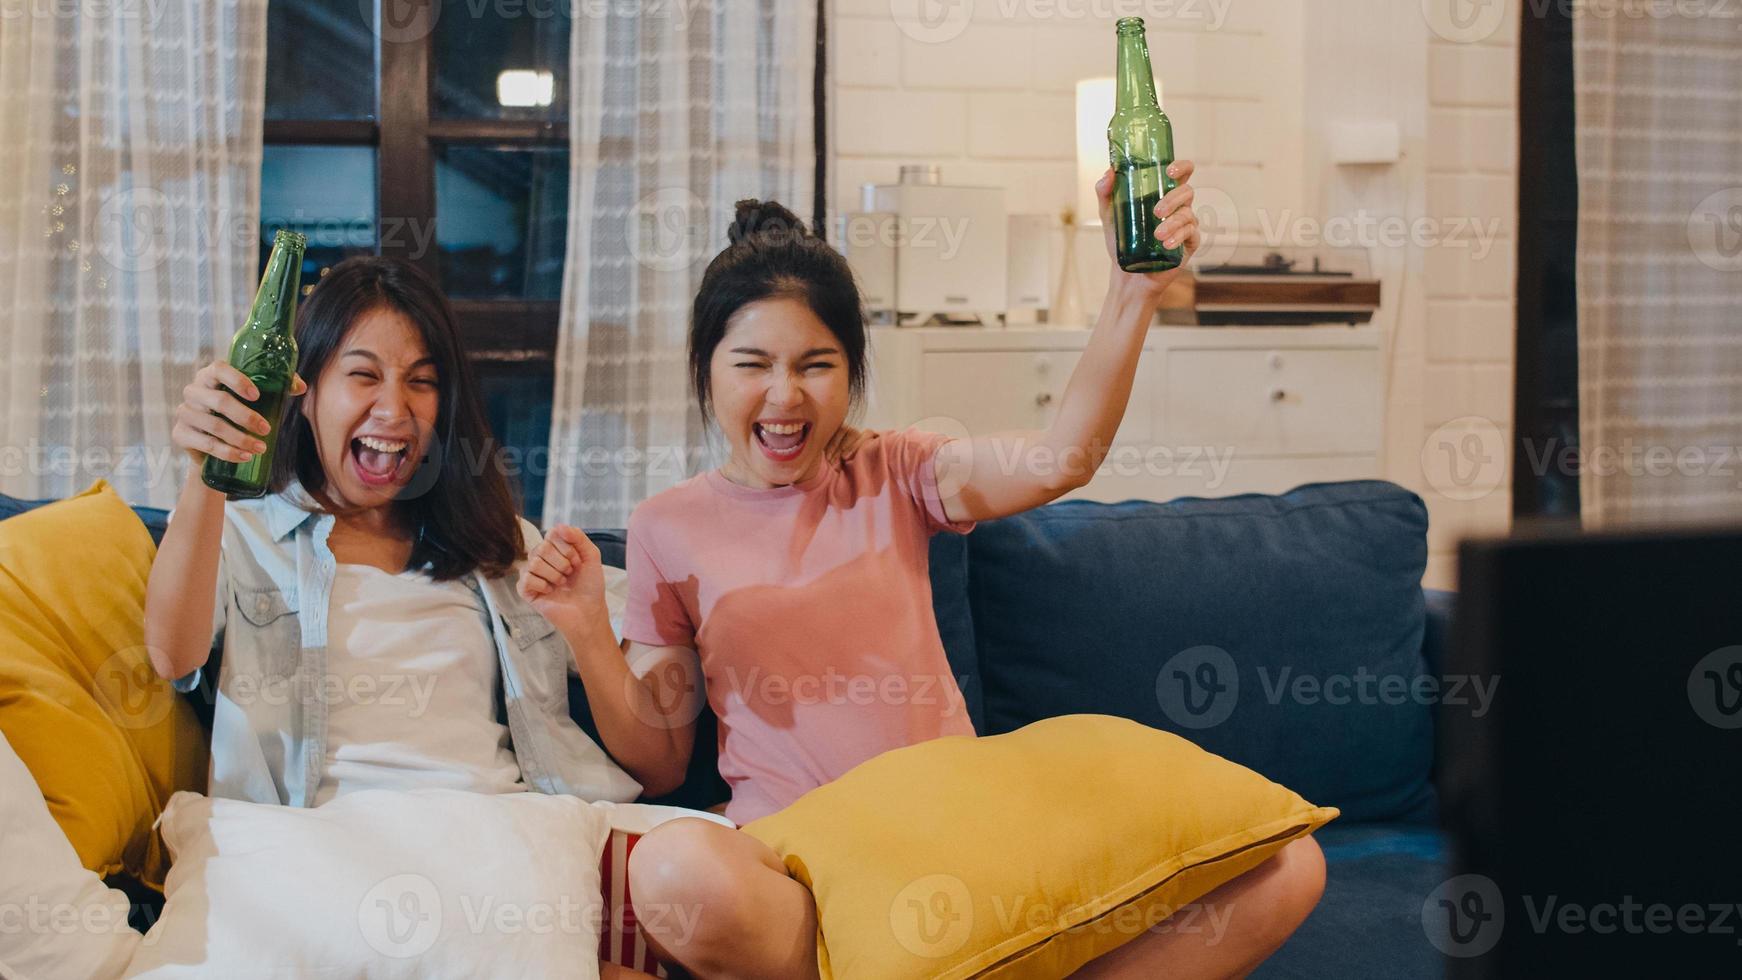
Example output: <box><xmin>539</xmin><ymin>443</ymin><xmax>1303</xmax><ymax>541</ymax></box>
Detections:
<box><xmin>1180</xmin><ymin>245</ymin><xmax>1381</xmax><ymax>326</ymax></box>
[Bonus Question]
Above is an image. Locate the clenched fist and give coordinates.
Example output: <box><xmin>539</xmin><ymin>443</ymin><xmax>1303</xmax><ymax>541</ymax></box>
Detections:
<box><xmin>516</xmin><ymin>524</ymin><xmax>608</xmax><ymax>638</ymax></box>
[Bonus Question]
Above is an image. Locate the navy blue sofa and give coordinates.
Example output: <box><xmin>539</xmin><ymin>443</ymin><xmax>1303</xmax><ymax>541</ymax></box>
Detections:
<box><xmin>8</xmin><ymin>478</ymin><xmax>1452</xmax><ymax>977</ymax></box>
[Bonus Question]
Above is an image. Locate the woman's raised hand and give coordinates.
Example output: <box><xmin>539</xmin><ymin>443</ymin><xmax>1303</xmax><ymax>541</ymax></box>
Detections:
<box><xmin>825</xmin><ymin>425</ymin><xmax>879</xmax><ymax>463</ymax></box>
<box><xmin>172</xmin><ymin>360</ymin><xmax>307</xmax><ymax>465</ymax></box>
<box><xmin>517</xmin><ymin>524</ymin><xmax>608</xmax><ymax>637</ymax></box>
<box><xmin>1095</xmin><ymin>160</ymin><xmax>1202</xmax><ymax>298</ymax></box>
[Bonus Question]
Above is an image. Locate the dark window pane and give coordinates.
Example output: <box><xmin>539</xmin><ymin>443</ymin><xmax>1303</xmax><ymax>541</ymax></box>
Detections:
<box><xmin>434</xmin><ymin>145</ymin><xmax>568</xmax><ymax>299</ymax></box>
<box><xmin>478</xmin><ymin>363</ymin><xmax>554</xmax><ymax>523</ymax></box>
<box><xmin>260</xmin><ymin>145</ymin><xmax>379</xmax><ymax>285</ymax></box>
<box><xmin>432</xmin><ymin>0</ymin><xmax>568</xmax><ymax>121</ymax></box>
<box><xmin>266</xmin><ymin>0</ymin><xmax>376</xmax><ymax>121</ymax></box>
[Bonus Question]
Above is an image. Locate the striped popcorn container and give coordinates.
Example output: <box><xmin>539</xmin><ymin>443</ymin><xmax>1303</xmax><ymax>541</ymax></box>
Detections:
<box><xmin>596</xmin><ymin>803</ymin><xmax>737</xmax><ymax>976</ymax></box>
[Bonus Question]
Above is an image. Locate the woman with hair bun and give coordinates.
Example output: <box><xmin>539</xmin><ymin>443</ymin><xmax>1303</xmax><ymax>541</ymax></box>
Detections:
<box><xmin>520</xmin><ymin>167</ymin><xmax>1327</xmax><ymax>978</ymax></box>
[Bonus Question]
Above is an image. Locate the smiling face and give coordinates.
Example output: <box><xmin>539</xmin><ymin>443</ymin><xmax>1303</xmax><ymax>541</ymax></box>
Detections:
<box><xmin>299</xmin><ymin>306</ymin><xmax>441</xmax><ymax>513</ymax></box>
<box><xmin>709</xmin><ymin>296</ymin><xmax>853</xmax><ymax>489</ymax></box>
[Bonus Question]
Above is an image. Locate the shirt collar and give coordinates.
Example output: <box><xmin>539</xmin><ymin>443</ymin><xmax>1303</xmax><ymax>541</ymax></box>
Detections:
<box><xmin>263</xmin><ymin>482</ymin><xmax>323</xmax><ymax>541</ymax></box>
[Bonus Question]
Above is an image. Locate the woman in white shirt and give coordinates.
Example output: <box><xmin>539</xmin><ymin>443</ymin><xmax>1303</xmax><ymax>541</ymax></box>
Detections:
<box><xmin>143</xmin><ymin>256</ymin><xmax>652</xmax><ymax>978</ymax></box>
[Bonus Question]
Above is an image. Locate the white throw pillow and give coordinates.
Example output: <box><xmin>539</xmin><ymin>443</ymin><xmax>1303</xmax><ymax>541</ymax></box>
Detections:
<box><xmin>0</xmin><ymin>731</ymin><xmax>141</xmax><ymax>980</ymax></box>
<box><xmin>124</xmin><ymin>789</ymin><xmax>612</xmax><ymax>979</ymax></box>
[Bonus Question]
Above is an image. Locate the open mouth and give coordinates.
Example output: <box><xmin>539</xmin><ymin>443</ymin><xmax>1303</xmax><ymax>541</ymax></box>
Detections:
<box><xmin>349</xmin><ymin>434</ymin><xmax>412</xmax><ymax>487</ymax></box>
<box><xmin>752</xmin><ymin>421</ymin><xmax>810</xmax><ymax>463</ymax></box>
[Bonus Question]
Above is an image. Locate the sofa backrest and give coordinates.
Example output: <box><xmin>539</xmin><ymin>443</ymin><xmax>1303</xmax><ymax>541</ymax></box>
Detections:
<box><xmin>959</xmin><ymin>481</ymin><xmax>1436</xmax><ymax>824</ymax></box>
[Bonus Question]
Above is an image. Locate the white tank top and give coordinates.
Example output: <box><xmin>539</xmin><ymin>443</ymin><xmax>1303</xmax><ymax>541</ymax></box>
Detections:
<box><xmin>313</xmin><ymin>563</ymin><xmax>524</xmax><ymax>806</ymax></box>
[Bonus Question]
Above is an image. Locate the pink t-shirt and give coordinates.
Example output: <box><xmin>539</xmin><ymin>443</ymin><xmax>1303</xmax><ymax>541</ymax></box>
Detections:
<box><xmin>622</xmin><ymin>427</ymin><xmax>978</xmax><ymax>825</ymax></box>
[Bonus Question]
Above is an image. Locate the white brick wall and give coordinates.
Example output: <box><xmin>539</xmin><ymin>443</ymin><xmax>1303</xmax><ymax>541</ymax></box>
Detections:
<box><xmin>829</xmin><ymin>0</ymin><xmax>1295</xmax><ymax>223</ymax></box>
<box><xmin>1416</xmin><ymin>0</ymin><xmax>1520</xmax><ymax>589</ymax></box>
<box><xmin>830</xmin><ymin>0</ymin><xmax>1520</xmax><ymax>589</ymax></box>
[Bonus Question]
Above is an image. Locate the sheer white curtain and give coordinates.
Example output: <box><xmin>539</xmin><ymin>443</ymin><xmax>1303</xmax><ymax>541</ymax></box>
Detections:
<box><xmin>544</xmin><ymin>0</ymin><xmax>817</xmax><ymax>529</ymax></box>
<box><xmin>0</xmin><ymin>0</ymin><xmax>267</xmax><ymax>508</ymax></box>
<box><xmin>1575</xmin><ymin>11</ymin><xmax>1742</xmax><ymax>525</ymax></box>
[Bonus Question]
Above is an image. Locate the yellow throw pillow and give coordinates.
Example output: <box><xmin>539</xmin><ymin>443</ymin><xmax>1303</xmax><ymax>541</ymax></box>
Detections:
<box><xmin>0</xmin><ymin>480</ymin><xmax>208</xmax><ymax>886</ymax></box>
<box><xmin>742</xmin><ymin>713</ymin><xmax>1338</xmax><ymax>979</ymax></box>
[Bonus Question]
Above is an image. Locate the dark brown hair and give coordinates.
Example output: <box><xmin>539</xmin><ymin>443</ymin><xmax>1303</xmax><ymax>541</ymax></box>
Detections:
<box><xmin>269</xmin><ymin>256</ymin><xmax>523</xmax><ymax>581</ymax></box>
<box><xmin>688</xmin><ymin>199</ymin><xmax>868</xmax><ymax>423</ymax></box>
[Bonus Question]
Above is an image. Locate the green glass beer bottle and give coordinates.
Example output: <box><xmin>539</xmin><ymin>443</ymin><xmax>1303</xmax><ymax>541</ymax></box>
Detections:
<box><xmin>1108</xmin><ymin>17</ymin><xmax>1184</xmax><ymax>273</ymax></box>
<box><xmin>201</xmin><ymin>229</ymin><xmax>306</xmax><ymax>499</ymax></box>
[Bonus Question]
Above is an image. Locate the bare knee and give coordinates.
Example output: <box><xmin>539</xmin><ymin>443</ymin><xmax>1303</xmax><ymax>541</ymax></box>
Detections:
<box><xmin>1253</xmin><ymin>836</ymin><xmax>1326</xmax><ymax>942</ymax></box>
<box><xmin>627</xmin><ymin>817</ymin><xmax>743</xmax><ymax>914</ymax></box>
<box><xmin>626</xmin><ymin>818</ymin><xmax>817</xmax><ymax>980</ymax></box>
<box><xmin>1280</xmin><ymin>836</ymin><xmax>1327</xmax><ymax>905</ymax></box>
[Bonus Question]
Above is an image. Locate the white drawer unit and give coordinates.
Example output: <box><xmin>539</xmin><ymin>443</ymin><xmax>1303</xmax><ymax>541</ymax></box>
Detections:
<box><xmin>918</xmin><ymin>350</ymin><xmax>1157</xmax><ymax>443</ymax></box>
<box><xmin>867</xmin><ymin>325</ymin><xmax>1383</xmax><ymax>503</ymax></box>
<box><xmin>1163</xmin><ymin>347</ymin><xmax>1382</xmax><ymax>456</ymax></box>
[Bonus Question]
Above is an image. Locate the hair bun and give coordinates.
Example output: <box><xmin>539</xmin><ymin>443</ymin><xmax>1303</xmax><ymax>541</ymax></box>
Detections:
<box><xmin>727</xmin><ymin>198</ymin><xmax>808</xmax><ymax>246</ymax></box>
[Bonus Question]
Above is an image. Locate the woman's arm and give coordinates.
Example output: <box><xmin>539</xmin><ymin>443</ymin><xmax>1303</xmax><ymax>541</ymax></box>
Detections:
<box><xmin>144</xmin><ymin>361</ymin><xmax>305</xmax><ymax>682</ymax></box>
<box><xmin>519</xmin><ymin>527</ymin><xmax>698</xmax><ymax>797</ymax></box>
<box><xmin>933</xmin><ymin>163</ymin><xmax>1202</xmax><ymax>525</ymax></box>
<box><xmin>144</xmin><ymin>469</ymin><xmax>227</xmax><ymax>682</ymax></box>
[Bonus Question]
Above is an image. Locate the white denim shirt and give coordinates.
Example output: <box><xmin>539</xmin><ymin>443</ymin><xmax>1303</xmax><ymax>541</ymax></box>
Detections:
<box><xmin>172</xmin><ymin>485</ymin><xmax>642</xmax><ymax>807</ymax></box>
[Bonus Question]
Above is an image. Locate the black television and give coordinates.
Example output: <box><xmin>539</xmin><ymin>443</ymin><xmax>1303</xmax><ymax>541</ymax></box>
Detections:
<box><xmin>1439</xmin><ymin>524</ymin><xmax>1742</xmax><ymax>977</ymax></box>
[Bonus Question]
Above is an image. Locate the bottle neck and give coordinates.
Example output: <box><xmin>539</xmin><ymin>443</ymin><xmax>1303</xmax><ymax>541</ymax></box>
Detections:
<box><xmin>256</xmin><ymin>242</ymin><xmax>304</xmax><ymax>334</ymax></box>
<box><xmin>1115</xmin><ymin>32</ymin><xmax>1160</xmax><ymax>109</ymax></box>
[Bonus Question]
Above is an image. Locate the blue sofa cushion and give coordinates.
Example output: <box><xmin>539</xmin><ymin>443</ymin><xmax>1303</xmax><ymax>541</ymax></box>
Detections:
<box><xmin>1255</xmin><ymin>823</ymin><xmax>1449</xmax><ymax>979</ymax></box>
<box><xmin>135</xmin><ymin>505</ymin><xmax>169</xmax><ymax>544</ymax></box>
<box><xmin>965</xmin><ymin>481</ymin><xmax>1435</xmax><ymax>824</ymax></box>
<box><xmin>925</xmin><ymin>532</ymin><xmax>984</xmax><ymax>733</ymax></box>
<box><xmin>0</xmin><ymin>493</ymin><xmax>33</xmax><ymax>523</ymax></box>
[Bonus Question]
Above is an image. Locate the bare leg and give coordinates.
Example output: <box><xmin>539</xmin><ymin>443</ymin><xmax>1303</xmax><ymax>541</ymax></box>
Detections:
<box><xmin>631</xmin><ymin>821</ymin><xmax>1322</xmax><ymax>980</ymax></box>
<box><xmin>627</xmin><ymin>818</ymin><xmax>820</xmax><ymax>980</ymax></box>
<box><xmin>600</xmin><ymin>960</ymin><xmax>662</xmax><ymax>980</ymax></box>
<box><xmin>1070</xmin><ymin>836</ymin><xmax>1327</xmax><ymax>980</ymax></box>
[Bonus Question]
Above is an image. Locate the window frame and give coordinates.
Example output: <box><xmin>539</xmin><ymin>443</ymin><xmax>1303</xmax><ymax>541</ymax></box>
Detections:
<box><xmin>1513</xmin><ymin>2</ymin><xmax>1580</xmax><ymax>518</ymax></box>
<box><xmin>263</xmin><ymin>0</ymin><xmax>568</xmax><ymax>368</ymax></box>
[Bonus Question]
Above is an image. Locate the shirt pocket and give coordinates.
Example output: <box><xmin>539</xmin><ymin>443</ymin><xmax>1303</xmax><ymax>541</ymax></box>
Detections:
<box><xmin>502</xmin><ymin>612</ymin><xmax>568</xmax><ymax>710</ymax></box>
<box><xmin>234</xmin><ymin>586</ymin><xmax>301</xmax><ymax>679</ymax></box>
